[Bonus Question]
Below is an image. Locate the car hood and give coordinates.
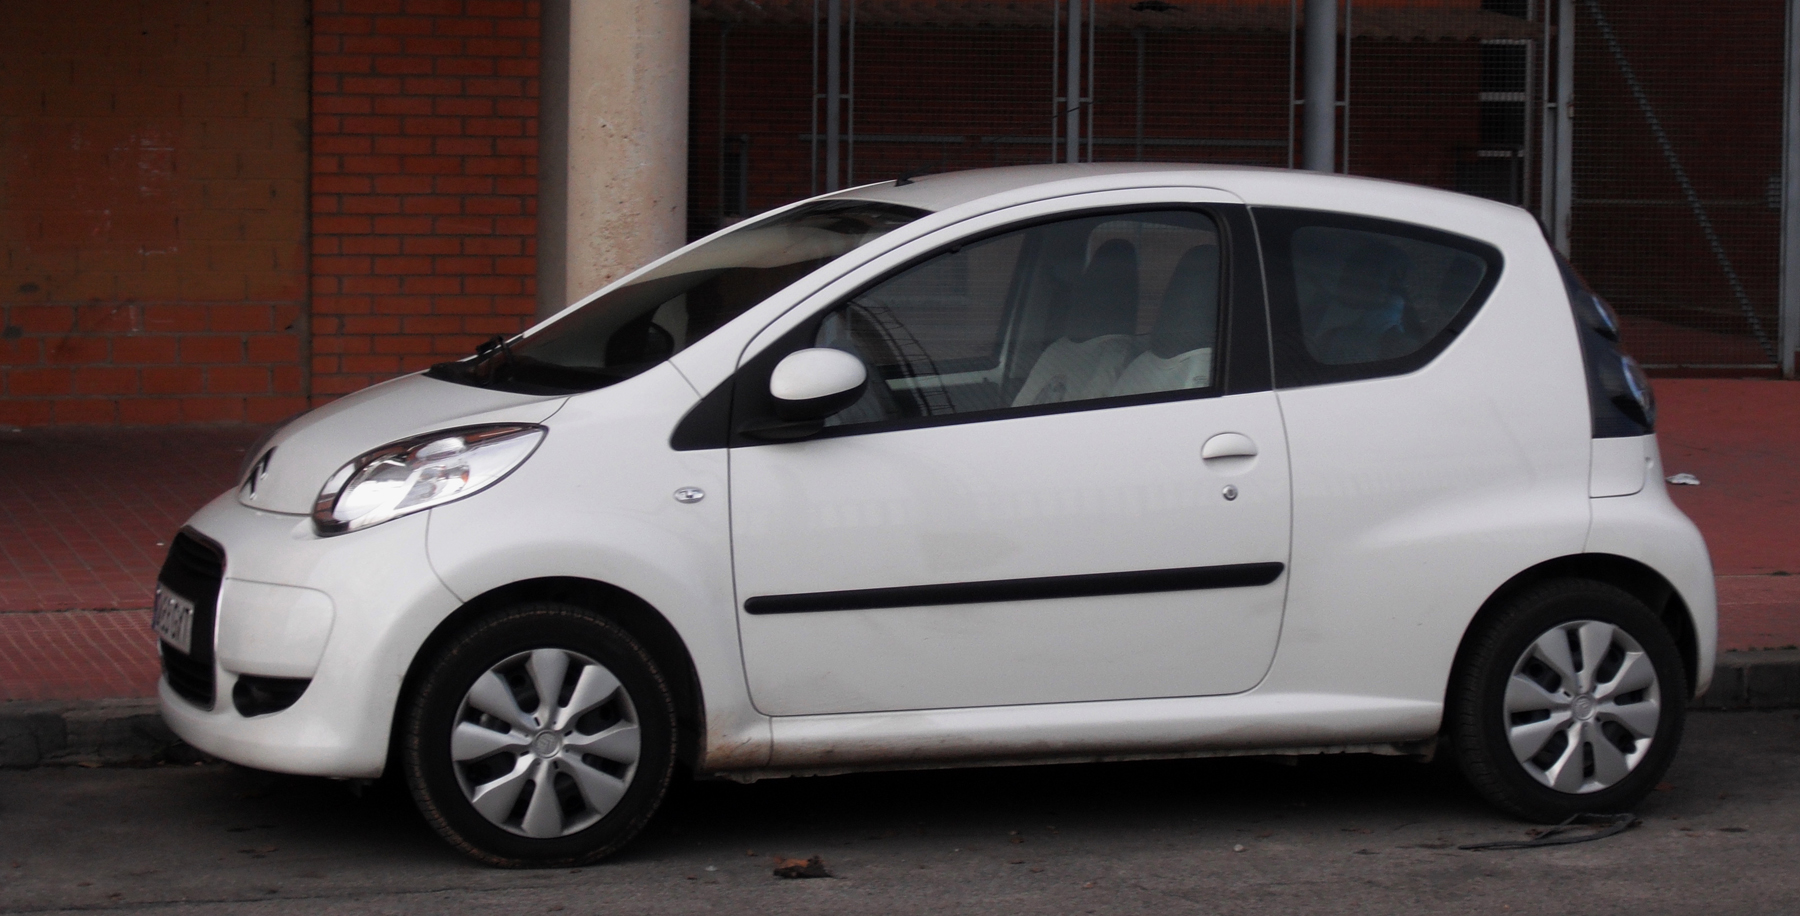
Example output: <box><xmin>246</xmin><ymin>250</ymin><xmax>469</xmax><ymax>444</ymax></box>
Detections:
<box><xmin>235</xmin><ymin>373</ymin><xmax>568</xmax><ymax>515</ymax></box>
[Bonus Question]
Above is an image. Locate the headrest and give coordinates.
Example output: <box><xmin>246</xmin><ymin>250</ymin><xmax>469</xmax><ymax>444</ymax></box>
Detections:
<box><xmin>1149</xmin><ymin>244</ymin><xmax>1220</xmax><ymax>358</ymax></box>
<box><xmin>1064</xmin><ymin>239</ymin><xmax>1139</xmax><ymax>342</ymax></box>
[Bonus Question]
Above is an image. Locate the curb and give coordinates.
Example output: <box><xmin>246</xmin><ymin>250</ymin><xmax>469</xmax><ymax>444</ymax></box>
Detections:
<box><xmin>0</xmin><ymin>698</ymin><xmax>188</xmax><ymax>768</ymax></box>
<box><xmin>1690</xmin><ymin>648</ymin><xmax>1800</xmax><ymax>710</ymax></box>
<box><xmin>3</xmin><ymin>650</ymin><xmax>1797</xmax><ymax>768</ymax></box>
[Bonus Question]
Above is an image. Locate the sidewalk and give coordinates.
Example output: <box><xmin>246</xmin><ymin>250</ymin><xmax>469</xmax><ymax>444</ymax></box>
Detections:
<box><xmin>1656</xmin><ymin>379</ymin><xmax>1800</xmax><ymax>651</ymax></box>
<box><xmin>1</xmin><ymin>427</ymin><xmax>262</xmax><ymax>702</ymax></box>
<box><xmin>2</xmin><ymin>381</ymin><xmax>1797</xmax><ymax>709</ymax></box>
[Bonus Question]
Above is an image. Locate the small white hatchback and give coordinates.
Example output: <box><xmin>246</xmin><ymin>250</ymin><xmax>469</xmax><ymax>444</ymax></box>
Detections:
<box><xmin>156</xmin><ymin>164</ymin><xmax>1715</xmax><ymax>866</ymax></box>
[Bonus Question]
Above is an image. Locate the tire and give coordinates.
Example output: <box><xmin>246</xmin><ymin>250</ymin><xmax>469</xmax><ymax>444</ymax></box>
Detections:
<box><xmin>400</xmin><ymin>602</ymin><xmax>679</xmax><ymax>867</ymax></box>
<box><xmin>1448</xmin><ymin>578</ymin><xmax>1687</xmax><ymax>823</ymax></box>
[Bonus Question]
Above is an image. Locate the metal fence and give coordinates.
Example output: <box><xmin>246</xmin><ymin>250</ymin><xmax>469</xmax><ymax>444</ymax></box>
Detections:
<box><xmin>688</xmin><ymin>0</ymin><xmax>1792</xmax><ymax>373</ymax></box>
<box><xmin>1570</xmin><ymin>0</ymin><xmax>1785</xmax><ymax>370</ymax></box>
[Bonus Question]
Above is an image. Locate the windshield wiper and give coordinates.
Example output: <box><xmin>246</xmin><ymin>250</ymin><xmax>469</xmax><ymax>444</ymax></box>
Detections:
<box><xmin>474</xmin><ymin>333</ymin><xmax>512</xmax><ymax>363</ymax></box>
<box><xmin>428</xmin><ymin>334</ymin><xmax>516</xmax><ymax>387</ymax></box>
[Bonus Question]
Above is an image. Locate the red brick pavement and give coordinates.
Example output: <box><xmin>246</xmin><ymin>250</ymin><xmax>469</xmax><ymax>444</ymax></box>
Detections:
<box><xmin>0</xmin><ymin>609</ymin><xmax>158</xmax><ymax>701</ymax></box>
<box><xmin>1660</xmin><ymin>378</ymin><xmax>1800</xmax><ymax>653</ymax></box>
<box><xmin>1657</xmin><ymin>379</ymin><xmax>1800</xmax><ymax>576</ymax></box>
<box><xmin>2</xmin><ymin>426</ymin><xmax>262</xmax><ymax>701</ymax></box>
<box><xmin>1</xmin><ymin>379</ymin><xmax>1796</xmax><ymax>702</ymax></box>
<box><xmin>0</xmin><ymin>426</ymin><xmax>264</xmax><ymax>613</ymax></box>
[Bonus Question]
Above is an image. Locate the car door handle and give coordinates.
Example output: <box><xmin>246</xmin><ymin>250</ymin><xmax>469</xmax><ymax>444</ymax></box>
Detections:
<box><xmin>1201</xmin><ymin>432</ymin><xmax>1258</xmax><ymax>460</ymax></box>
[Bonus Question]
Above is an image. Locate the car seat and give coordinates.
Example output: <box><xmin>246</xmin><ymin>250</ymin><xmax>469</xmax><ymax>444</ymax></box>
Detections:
<box><xmin>1110</xmin><ymin>244</ymin><xmax>1220</xmax><ymax>396</ymax></box>
<box><xmin>1012</xmin><ymin>239</ymin><xmax>1141</xmax><ymax>406</ymax></box>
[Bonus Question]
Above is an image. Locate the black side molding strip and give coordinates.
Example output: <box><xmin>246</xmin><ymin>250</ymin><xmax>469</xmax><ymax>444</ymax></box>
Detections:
<box><xmin>744</xmin><ymin>562</ymin><xmax>1286</xmax><ymax>615</ymax></box>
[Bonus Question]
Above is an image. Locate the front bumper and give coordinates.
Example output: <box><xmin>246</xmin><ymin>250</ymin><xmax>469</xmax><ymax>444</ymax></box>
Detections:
<box><xmin>157</xmin><ymin>491</ymin><xmax>462</xmax><ymax>778</ymax></box>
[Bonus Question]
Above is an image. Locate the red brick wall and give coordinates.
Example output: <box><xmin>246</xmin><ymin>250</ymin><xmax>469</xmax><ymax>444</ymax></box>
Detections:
<box><xmin>309</xmin><ymin>0</ymin><xmax>539</xmax><ymax>399</ymax></box>
<box><xmin>0</xmin><ymin>0</ymin><xmax>310</xmax><ymax>426</ymax></box>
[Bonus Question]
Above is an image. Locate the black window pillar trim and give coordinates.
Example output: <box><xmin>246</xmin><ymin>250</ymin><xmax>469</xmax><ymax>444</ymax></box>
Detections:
<box><xmin>1218</xmin><ymin>204</ymin><xmax>1275</xmax><ymax>396</ymax></box>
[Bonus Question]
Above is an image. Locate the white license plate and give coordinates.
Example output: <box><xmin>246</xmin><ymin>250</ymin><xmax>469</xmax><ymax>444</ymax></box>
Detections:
<box><xmin>152</xmin><ymin>584</ymin><xmax>196</xmax><ymax>655</ymax></box>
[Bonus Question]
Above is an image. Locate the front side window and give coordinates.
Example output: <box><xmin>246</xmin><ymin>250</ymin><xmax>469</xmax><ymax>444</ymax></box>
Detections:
<box><xmin>430</xmin><ymin>200</ymin><xmax>926</xmax><ymax>394</ymax></box>
<box><xmin>812</xmin><ymin>209</ymin><xmax>1225</xmax><ymax>430</ymax></box>
<box><xmin>1257</xmin><ymin>208</ymin><xmax>1502</xmax><ymax>388</ymax></box>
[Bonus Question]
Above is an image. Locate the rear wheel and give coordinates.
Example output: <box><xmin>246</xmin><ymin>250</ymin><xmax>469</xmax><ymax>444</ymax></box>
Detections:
<box><xmin>401</xmin><ymin>603</ymin><xmax>678</xmax><ymax>867</ymax></box>
<box><xmin>1448</xmin><ymin>579</ymin><xmax>1687</xmax><ymax>822</ymax></box>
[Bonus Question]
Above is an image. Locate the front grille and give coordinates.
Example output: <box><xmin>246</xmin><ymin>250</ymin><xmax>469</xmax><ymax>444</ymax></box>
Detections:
<box><xmin>161</xmin><ymin>643</ymin><xmax>215</xmax><ymax>707</ymax></box>
<box><xmin>157</xmin><ymin>531</ymin><xmax>224</xmax><ymax>709</ymax></box>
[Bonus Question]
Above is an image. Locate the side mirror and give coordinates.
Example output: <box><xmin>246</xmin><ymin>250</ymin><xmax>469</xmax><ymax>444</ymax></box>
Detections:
<box><xmin>770</xmin><ymin>348</ymin><xmax>868</xmax><ymax>420</ymax></box>
<box><xmin>739</xmin><ymin>348</ymin><xmax>869</xmax><ymax>441</ymax></box>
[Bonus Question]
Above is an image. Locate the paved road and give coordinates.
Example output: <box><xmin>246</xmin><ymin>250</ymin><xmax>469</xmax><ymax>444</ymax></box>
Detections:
<box><xmin>3</xmin><ymin>710</ymin><xmax>1797</xmax><ymax>915</ymax></box>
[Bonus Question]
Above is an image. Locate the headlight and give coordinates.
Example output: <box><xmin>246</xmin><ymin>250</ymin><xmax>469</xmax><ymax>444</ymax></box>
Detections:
<box><xmin>313</xmin><ymin>425</ymin><xmax>546</xmax><ymax>536</ymax></box>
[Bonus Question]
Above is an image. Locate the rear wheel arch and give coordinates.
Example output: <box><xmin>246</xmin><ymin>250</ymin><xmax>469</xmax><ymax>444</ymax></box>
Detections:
<box><xmin>398</xmin><ymin>577</ymin><xmax>706</xmax><ymax>775</ymax></box>
<box><xmin>1445</xmin><ymin>576</ymin><xmax>1686</xmax><ymax>820</ymax></box>
<box><xmin>1450</xmin><ymin>554</ymin><xmax>1698</xmax><ymax>705</ymax></box>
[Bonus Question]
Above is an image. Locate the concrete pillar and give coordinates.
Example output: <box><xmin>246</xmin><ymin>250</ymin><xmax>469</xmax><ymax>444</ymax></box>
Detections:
<box><xmin>1302</xmin><ymin>0</ymin><xmax>1337</xmax><ymax>172</ymax></box>
<box><xmin>559</xmin><ymin>0</ymin><xmax>690</xmax><ymax>309</ymax></box>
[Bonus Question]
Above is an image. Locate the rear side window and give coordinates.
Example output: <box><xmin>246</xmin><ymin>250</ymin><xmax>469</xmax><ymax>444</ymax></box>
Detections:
<box><xmin>1256</xmin><ymin>208</ymin><xmax>1503</xmax><ymax>388</ymax></box>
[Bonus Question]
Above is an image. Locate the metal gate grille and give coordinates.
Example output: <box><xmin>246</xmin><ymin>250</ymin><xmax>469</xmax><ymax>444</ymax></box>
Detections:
<box><xmin>687</xmin><ymin>0</ymin><xmax>1788</xmax><ymax>372</ymax></box>
<box><xmin>1570</xmin><ymin>0</ymin><xmax>1784</xmax><ymax>370</ymax></box>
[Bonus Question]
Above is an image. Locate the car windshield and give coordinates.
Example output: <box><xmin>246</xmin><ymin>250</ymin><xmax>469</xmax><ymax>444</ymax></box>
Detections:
<box><xmin>429</xmin><ymin>200</ymin><xmax>929</xmax><ymax>394</ymax></box>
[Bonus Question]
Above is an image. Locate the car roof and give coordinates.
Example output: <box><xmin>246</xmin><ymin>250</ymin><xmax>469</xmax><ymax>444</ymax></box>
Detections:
<box><xmin>824</xmin><ymin>163</ymin><xmax>1256</xmax><ymax>211</ymax></box>
<box><xmin>824</xmin><ymin>162</ymin><xmax>1529</xmax><ymax>230</ymax></box>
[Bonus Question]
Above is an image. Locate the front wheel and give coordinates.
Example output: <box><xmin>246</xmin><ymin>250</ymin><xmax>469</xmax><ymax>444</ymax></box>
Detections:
<box><xmin>400</xmin><ymin>603</ymin><xmax>678</xmax><ymax>867</ymax></box>
<box><xmin>1448</xmin><ymin>579</ymin><xmax>1687</xmax><ymax>822</ymax></box>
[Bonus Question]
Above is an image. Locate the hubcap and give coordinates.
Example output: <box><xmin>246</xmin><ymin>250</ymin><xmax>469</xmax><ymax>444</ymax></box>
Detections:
<box><xmin>1503</xmin><ymin>620</ymin><xmax>1662</xmax><ymax>794</ymax></box>
<box><xmin>451</xmin><ymin>648</ymin><xmax>641</xmax><ymax>838</ymax></box>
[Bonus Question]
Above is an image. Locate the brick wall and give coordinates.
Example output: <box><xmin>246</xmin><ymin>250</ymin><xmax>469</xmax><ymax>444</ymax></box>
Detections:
<box><xmin>309</xmin><ymin>0</ymin><xmax>539</xmax><ymax>398</ymax></box>
<box><xmin>0</xmin><ymin>0</ymin><xmax>311</xmax><ymax>426</ymax></box>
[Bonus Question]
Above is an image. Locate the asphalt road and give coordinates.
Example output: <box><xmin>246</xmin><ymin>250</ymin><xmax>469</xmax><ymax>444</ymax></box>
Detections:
<box><xmin>3</xmin><ymin>710</ymin><xmax>1797</xmax><ymax>915</ymax></box>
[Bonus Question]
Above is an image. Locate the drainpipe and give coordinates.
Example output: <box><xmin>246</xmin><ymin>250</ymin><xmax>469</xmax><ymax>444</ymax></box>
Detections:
<box><xmin>826</xmin><ymin>0</ymin><xmax>842</xmax><ymax>191</ymax></box>
<box><xmin>1066</xmin><ymin>0</ymin><xmax>1083</xmax><ymax>164</ymax></box>
<box><xmin>536</xmin><ymin>0</ymin><xmax>570</xmax><ymax>318</ymax></box>
<box><xmin>1782</xmin><ymin>0</ymin><xmax>1800</xmax><ymax>376</ymax></box>
<box><xmin>1552</xmin><ymin>0</ymin><xmax>1574</xmax><ymax>254</ymax></box>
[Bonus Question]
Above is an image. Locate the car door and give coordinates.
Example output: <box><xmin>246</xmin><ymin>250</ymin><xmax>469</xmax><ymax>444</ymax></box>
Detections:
<box><xmin>726</xmin><ymin>198</ymin><xmax>1292</xmax><ymax>716</ymax></box>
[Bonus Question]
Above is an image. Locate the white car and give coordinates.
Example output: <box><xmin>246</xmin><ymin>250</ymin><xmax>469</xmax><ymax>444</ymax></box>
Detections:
<box><xmin>155</xmin><ymin>164</ymin><xmax>1715</xmax><ymax>866</ymax></box>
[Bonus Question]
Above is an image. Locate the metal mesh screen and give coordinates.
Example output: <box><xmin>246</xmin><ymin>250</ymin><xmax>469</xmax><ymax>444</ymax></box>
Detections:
<box><xmin>687</xmin><ymin>0</ymin><xmax>1303</xmax><ymax>239</ymax></box>
<box><xmin>1570</xmin><ymin>0</ymin><xmax>1785</xmax><ymax>370</ymax></box>
<box><xmin>687</xmin><ymin>0</ymin><xmax>1787</xmax><ymax>371</ymax></box>
<box><xmin>1345</xmin><ymin>8</ymin><xmax>1542</xmax><ymax>203</ymax></box>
